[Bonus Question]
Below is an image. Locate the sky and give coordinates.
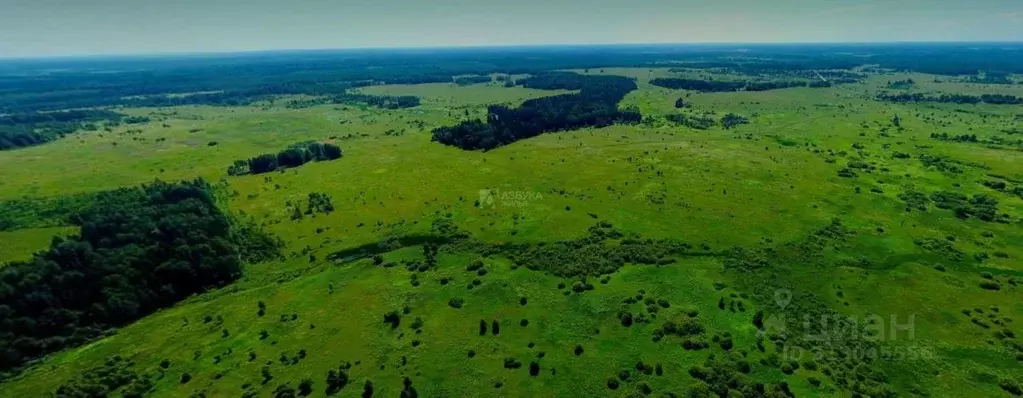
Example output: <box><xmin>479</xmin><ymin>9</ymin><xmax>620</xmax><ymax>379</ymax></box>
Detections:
<box><xmin>1</xmin><ymin>0</ymin><xmax>1022</xmax><ymax>58</ymax></box>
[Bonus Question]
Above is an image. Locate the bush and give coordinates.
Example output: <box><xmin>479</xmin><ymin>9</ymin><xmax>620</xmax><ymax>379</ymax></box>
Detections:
<box><xmin>574</xmin><ymin>344</ymin><xmax>584</xmax><ymax>356</ymax></box>
<box><xmin>607</xmin><ymin>378</ymin><xmax>620</xmax><ymax>390</ymax></box>
<box><xmin>274</xmin><ymin>383</ymin><xmax>297</xmax><ymax>398</ymax></box>
<box><xmin>298</xmin><ymin>379</ymin><xmax>314</xmax><ymax>396</ymax></box>
<box><xmin>383</xmin><ymin>311</ymin><xmax>401</xmax><ymax>329</ymax></box>
<box><xmin>1000</xmin><ymin>379</ymin><xmax>1023</xmax><ymax>396</ymax></box>
<box><xmin>492</xmin><ymin>320</ymin><xmax>501</xmax><ymax>335</ymax></box>
<box><xmin>503</xmin><ymin>358</ymin><xmax>522</xmax><ymax>369</ymax></box>
<box><xmin>180</xmin><ymin>373</ymin><xmax>192</xmax><ymax>384</ymax></box>
<box><xmin>448</xmin><ymin>298</ymin><xmax>464</xmax><ymax>308</ymax></box>
<box><xmin>360</xmin><ymin>380</ymin><xmax>374</xmax><ymax>398</ymax></box>
<box><xmin>529</xmin><ymin>361</ymin><xmax>540</xmax><ymax>376</ymax></box>
<box><xmin>980</xmin><ymin>281</ymin><xmax>1001</xmax><ymax>291</ymax></box>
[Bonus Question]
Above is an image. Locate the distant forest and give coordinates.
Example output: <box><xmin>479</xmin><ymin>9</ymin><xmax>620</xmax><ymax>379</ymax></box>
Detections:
<box><xmin>3</xmin><ymin>43</ymin><xmax>1023</xmax><ymax>114</ymax></box>
<box><xmin>650</xmin><ymin>78</ymin><xmax>835</xmax><ymax>92</ymax></box>
<box><xmin>0</xmin><ymin>110</ymin><xmax>127</xmax><ymax>150</ymax></box>
<box><xmin>431</xmin><ymin>72</ymin><xmax>641</xmax><ymax>150</ymax></box>
<box><xmin>3</xmin><ymin>44</ymin><xmax>1023</xmax><ymax>151</ymax></box>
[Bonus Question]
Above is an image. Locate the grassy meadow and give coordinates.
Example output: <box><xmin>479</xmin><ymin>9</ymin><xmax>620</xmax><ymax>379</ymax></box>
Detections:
<box><xmin>1</xmin><ymin>68</ymin><xmax>1021</xmax><ymax>397</ymax></box>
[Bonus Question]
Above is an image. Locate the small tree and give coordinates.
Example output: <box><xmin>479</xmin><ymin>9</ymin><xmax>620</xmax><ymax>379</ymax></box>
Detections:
<box><xmin>298</xmin><ymin>379</ymin><xmax>313</xmax><ymax>396</ymax></box>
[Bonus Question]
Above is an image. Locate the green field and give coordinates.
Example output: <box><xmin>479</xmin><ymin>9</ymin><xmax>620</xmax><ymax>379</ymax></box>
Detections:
<box><xmin>1</xmin><ymin>66</ymin><xmax>1022</xmax><ymax>397</ymax></box>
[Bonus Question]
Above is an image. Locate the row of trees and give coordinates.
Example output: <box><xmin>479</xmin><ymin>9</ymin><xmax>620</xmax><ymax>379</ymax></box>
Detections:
<box><xmin>228</xmin><ymin>141</ymin><xmax>343</xmax><ymax>175</ymax></box>
<box><xmin>0</xmin><ymin>179</ymin><xmax>276</xmax><ymax>371</ymax></box>
<box><xmin>0</xmin><ymin>110</ymin><xmax>126</xmax><ymax>150</ymax></box>
<box><xmin>329</xmin><ymin>93</ymin><xmax>420</xmax><ymax>109</ymax></box>
<box><xmin>431</xmin><ymin>73</ymin><xmax>641</xmax><ymax>150</ymax></box>
<box><xmin>876</xmin><ymin>92</ymin><xmax>1023</xmax><ymax>105</ymax></box>
<box><xmin>650</xmin><ymin>78</ymin><xmax>827</xmax><ymax>93</ymax></box>
<box><xmin>453</xmin><ymin>75</ymin><xmax>492</xmax><ymax>86</ymax></box>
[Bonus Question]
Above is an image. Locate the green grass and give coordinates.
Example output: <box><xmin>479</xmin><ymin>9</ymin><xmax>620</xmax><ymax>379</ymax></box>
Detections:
<box><xmin>0</xmin><ymin>226</ymin><xmax>76</xmax><ymax>264</ymax></box>
<box><xmin>1</xmin><ymin>68</ymin><xmax>1021</xmax><ymax>396</ymax></box>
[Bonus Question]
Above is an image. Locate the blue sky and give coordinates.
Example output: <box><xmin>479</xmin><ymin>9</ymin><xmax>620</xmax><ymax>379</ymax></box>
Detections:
<box><xmin>2</xmin><ymin>0</ymin><xmax>1022</xmax><ymax>57</ymax></box>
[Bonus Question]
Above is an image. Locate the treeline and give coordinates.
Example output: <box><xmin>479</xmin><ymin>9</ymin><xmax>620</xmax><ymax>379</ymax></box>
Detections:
<box><xmin>665</xmin><ymin>113</ymin><xmax>749</xmax><ymax>130</ymax></box>
<box><xmin>5</xmin><ymin>43</ymin><xmax>1023</xmax><ymax>113</ymax></box>
<box><xmin>431</xmin><ymin>73</ymin><xmax>640</xmax><ymax>150</ymax></box>
<box><xmin>0</xmin><ymin>110</ymin><xmax>126</xmax><ymax>150</ymax></box>
<box><xmin>454</xmin><ymin>75</ymin><xmax>492</xmax><ymax>86</ymax></box>
<box><xmin>876</xmin><ymin>92</ymin><xmax>1023</xmax><ymax>105</ymax></box>
<box><xmin>228</xmin><ymin>141</ymin><xmax>343</xmax><ymax>176</ymax></box>
<box><xmin>331</xmin><ymin>93</ymin><xmax>419</xmax><ymax>109</ymax></box>
<box><xmin>0</xmin><ymin>179</ymin><xmax>279</xmax><ymax>372</ymax></box>
<box><xmin>650</xmin><ymin>78</ymin><xmax>828</xmax><ymax>93</ymax></box>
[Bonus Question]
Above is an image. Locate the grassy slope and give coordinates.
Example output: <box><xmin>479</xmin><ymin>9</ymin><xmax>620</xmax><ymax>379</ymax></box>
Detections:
<box><xmin>0</xmin><ymin>73</ymin><xmax>1021</xmax><ymax>396</ymax></box>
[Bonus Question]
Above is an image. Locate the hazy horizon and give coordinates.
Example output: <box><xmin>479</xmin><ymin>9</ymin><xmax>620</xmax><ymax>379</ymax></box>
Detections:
<box><xmin>3</xmin><ymin>0</ymin><xmax>1022</xmax><ymax>58</ymax></box>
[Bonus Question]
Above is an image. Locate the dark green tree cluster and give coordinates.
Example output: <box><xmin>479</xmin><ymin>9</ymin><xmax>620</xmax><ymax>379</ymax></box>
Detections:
<box><xmin>720</xmin><ymin>113</ymin><xmax>750</xmax><ymax>129</ymax></box>
<box><xmin>0</xmin><ymin>109</ymin><xmax>126</xmax><ymax>150</ymax></box>
<box><xmin>930</xmin><ymin>132</ymin><xmax>979</xmax><ymax>143</ymax></box>
<box><xmin>453</xmin><ymin>75</ymin><xmax>492</xmax><ymax>86</ymax></box>
<box><xmin>305</xmin><ymin>192</ymin><xmax>335</xmax><ymax>215</ymax></box>
<box><xmin>329</xmin><ymin>93</ymin><xmax>420</xmax><ymax>109</ymax></box>
<box><xmin>431</xmin><ymin>73</ymin><xmax>640</xmax><ymax>150</ymax></box>
<box><xmin>0</xmin><ymin>179</ymin><xmax>269</xmax><ymax>371</ymax></box>
<box><xmin>650</xmin><ymin>78</ymin><xmax>819</xmax><ymax>92</ymax></box>
<box><xmin>665</xmin><ymin>114</ymin><xmax>717</xmax><ymax>130</ymax></box>
<box><xmin>886</xmin><ymin>78</ymin><xmax>915</xmax><ymax>89</ymax></box>
<box><xmin>650</xmin><ymin>78</ymin><xmax>746</xmax><ymax>92</ymax></box>
<box><xmin>228</xmin><ymin>141</ymin><xmax>343</xmax><ymax>175</ymax></box>
<box><xmin>931</xmin><ymin>191</ymin><xmax>1007</xmax><ymax>222</ymax></box>
<box><xmin>876</xmin><ymin>92</ymin><xmax>1023</xmax><ymax>105</ymax></box>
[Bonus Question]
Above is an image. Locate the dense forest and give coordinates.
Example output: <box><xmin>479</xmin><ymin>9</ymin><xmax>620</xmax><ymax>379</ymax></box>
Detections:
<box><xmin>227</xmin><ymin>141</ymin><xmax>343</xmax><ymax>176</ymax></box>
<box><xmin>876</xmin><ymin>92</ymin><xmax>1023</xmax><ymax>105</ymax></box>
<box><xmin>0</xmin><ymin>110</ymin><xmax>126</xmax><ymax>150</ymax></box>
<box><xmin>0</xmin><ymin>180</ymin><xmax>279</xmax><ymax>372</ymax></box>
<box><xmin>3</xmin><ymin>43</ymin><xmax>1021</xmax><ymax>115</ymax></box>
<box><xmin>431</xmin><ymin>72</ymin><xmax>640</xmax><ymax>150</ymax></box>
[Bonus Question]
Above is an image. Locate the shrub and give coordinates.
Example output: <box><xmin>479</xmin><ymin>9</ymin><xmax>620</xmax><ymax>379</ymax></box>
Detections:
<box><xmin>298</xmin><ymin>379</ymin><xmax>314</xmax><ymax>396</ymax></box>
<box><xmin>492</xmin><ymin>320</ymin><xmax>500</xmax><ymax>335</ymax></box>
<box><xmin>503</xmin><ymin>358</ymin><xmax>522</xmax><ymax>369</ymax></box>
<box><xmin>274</xmin><ymin>383</ymin><xmax>296</xmax><ymax>398</ymax></box>
<box><xmin>383</xmin><ymin>311</ymin><xmax>401</xmax><ymax>329</ymax></box>
<box><xmin>180</xmin><ymin>373</ymin><xmax>192</xmax><ymax>384</ymax></box>
<box><xmin>479</xmin><ymin>320</ymin><xmax>487</xmax><ymax>335</ymax></box>
<box><xmin>448</xmin><ymin>298</ymin><xmax>464</xmax><ymax>308</ymax></box>
<box><xmin>529</xmin><ymin>361</ymin><xmax>540</xmax><ymax>376</ymax></box>
<box><xmin>1000</xmin><ymin>379</ymin><xmax>1023</xmax><ymax>396</ymax></box>
<box><xmin>362</xmin><ymin>380</ymin><xmax>374</xmax><ymax>398</ymax></box>
<box><xmin>607</xmin><ymin>378</ymin><xmax>620</xmax><ymax>390</ymax></box>
<box><xmin>520</xmin><ymin>319</ymin><xmax>529</xmax><ymax>326</ymax></box>
<box><xmin>574</xmin><ymin>344</ymin><xmax>584</xmax><ymax>356</ymax></box>
<box><xmin>980</xmin><ymin>281</ymin><xmax>1001</xmax><ymax>291</ymax></box>
<box><xmin>325</xmin><ymin>368</ymin><xmax>350</xmax><ymax>394</ymax></box>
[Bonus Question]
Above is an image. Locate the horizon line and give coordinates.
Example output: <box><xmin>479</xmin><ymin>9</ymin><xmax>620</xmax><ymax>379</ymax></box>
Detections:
<box><xmin>3</xmin><ymin>39</ymin><xmax>1023</xmax><ymax>61</ymax></box>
